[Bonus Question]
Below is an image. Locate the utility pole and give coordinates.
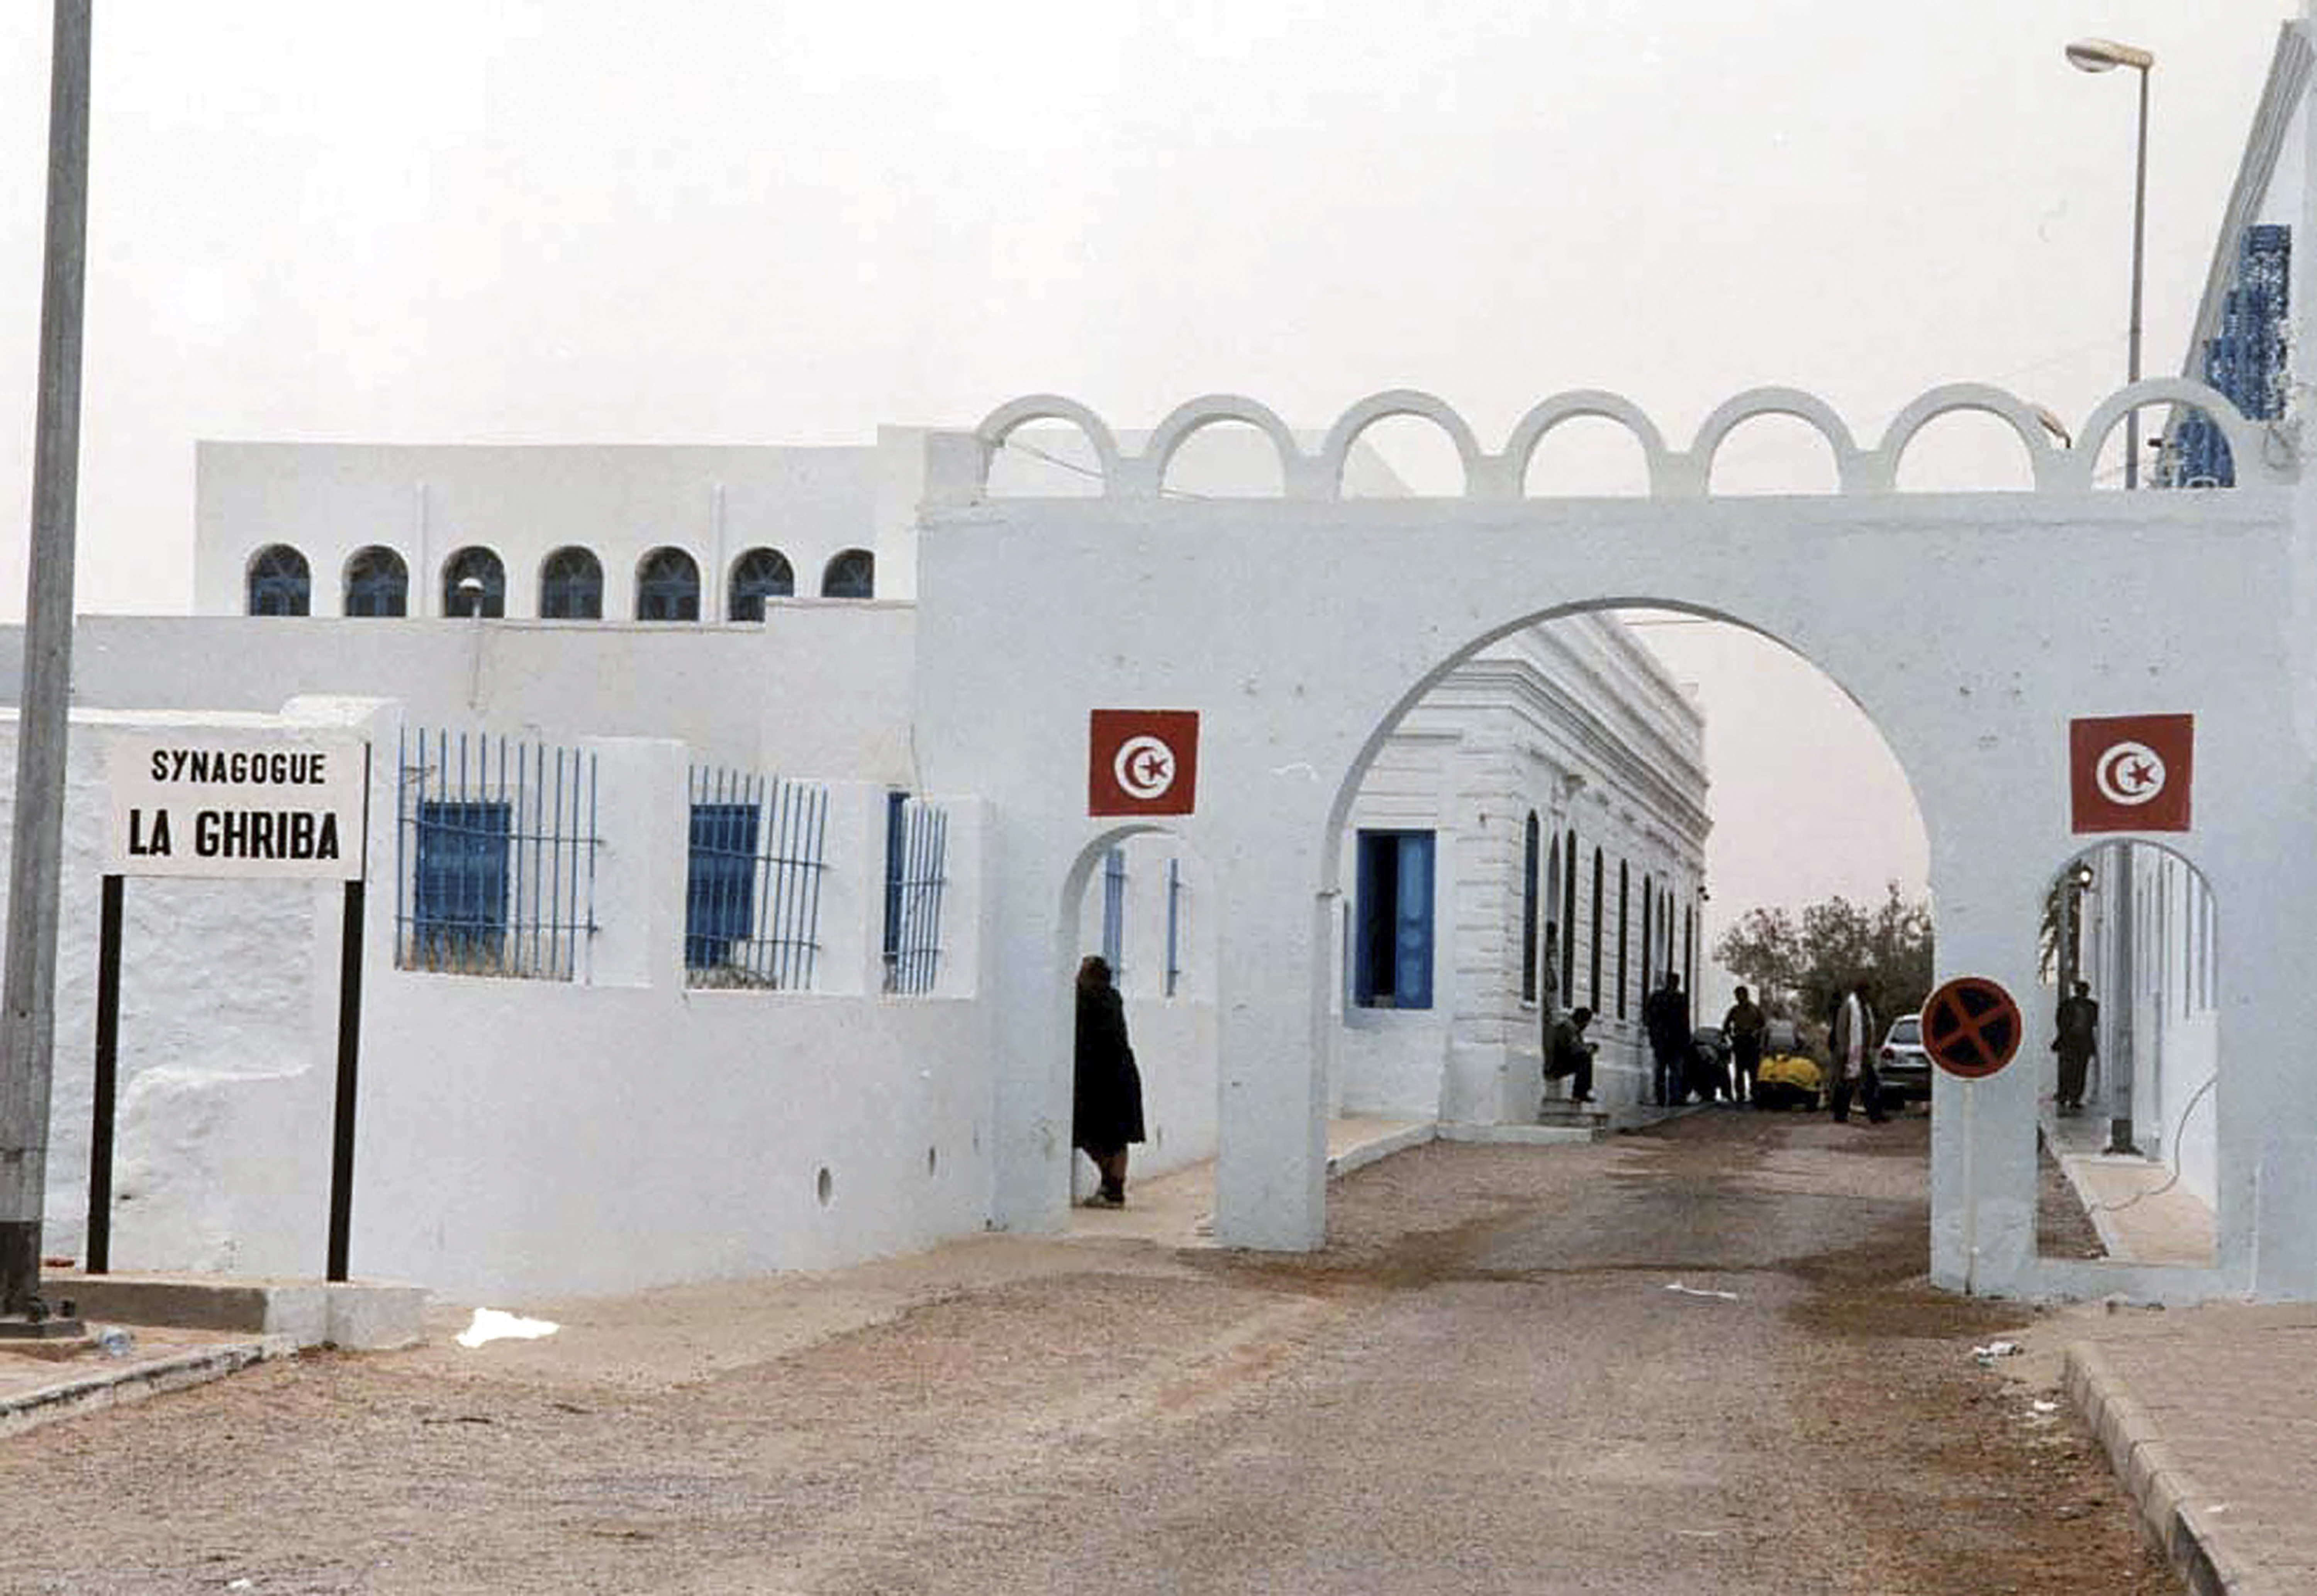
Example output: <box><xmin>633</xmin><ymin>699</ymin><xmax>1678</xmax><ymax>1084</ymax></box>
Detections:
<box><xmin>0</xmin><ymin>0</ymin><xmax>93</xmax><ymax>1333</ymax></box>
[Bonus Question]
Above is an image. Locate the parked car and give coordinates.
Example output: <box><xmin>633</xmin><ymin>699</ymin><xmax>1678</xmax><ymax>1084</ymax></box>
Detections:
<box><xmin>1878</xmin><ymin>1013</ymin><xmax>1933</xmax><ymax>1103</ymax></box>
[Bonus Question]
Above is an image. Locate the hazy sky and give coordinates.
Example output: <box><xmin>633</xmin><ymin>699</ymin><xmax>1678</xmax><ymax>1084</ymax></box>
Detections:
<box><xmin>0</xmin><ymin>1</ymin><xmax>2297</xmax><ymax>955</ymax></box>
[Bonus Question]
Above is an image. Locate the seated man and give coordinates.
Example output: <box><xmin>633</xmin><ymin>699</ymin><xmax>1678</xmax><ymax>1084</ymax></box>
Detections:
<box><xmin>1543</xmin><ymin>1005</ymin><xmax>1598</xmax><ymax>1107</ymax></box>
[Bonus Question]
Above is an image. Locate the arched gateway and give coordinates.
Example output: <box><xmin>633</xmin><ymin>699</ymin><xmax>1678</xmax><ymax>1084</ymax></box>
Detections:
<box><xmin>909</xmin><ymin>380</ymin><xmax>2316</xmax><ymax>1303</ymax></box>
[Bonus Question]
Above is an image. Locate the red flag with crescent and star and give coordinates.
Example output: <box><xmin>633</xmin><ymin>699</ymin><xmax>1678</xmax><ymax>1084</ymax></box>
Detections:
<box><xmin>2069</xmin><ymin>713</ymin><xmax>2192</xmax><ymax>834</ymax></box>
<box><xmin>1089</xmin><ymin>710</ymin><xmax>1200</xmax><ymax>817</ymax></box>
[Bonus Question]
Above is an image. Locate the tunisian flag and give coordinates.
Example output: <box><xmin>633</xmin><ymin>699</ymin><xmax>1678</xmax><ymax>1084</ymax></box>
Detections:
<box><xmin>2069</xmin><ymin>713</ymin><xmax>2193</xmax><ymax>834</ymax></box>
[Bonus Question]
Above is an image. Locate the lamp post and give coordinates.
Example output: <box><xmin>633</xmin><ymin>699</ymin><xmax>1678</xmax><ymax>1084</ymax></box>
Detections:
<box><xmin>0</xmin><ymin>0</ymin><xmax>93</xmax><ymax>1338</ymax></box>
<box><xmin>2067</xmin><ymin>36</ymin><xmax>2156</xmax><ymax>487</ymax></box>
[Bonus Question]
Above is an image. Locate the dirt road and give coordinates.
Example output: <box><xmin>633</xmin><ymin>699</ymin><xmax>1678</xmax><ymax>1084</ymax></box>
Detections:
<box><xmin>0</xmin><ymin>1111</ymin><xmax>2171</xmax><ymax>1594</ymax></box>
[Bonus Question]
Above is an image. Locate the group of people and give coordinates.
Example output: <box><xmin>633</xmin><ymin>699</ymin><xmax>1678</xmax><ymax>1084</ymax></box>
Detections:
<box><xmin>1543</xmin><ymin>972</ymin><xmax>1717</xmax><ymax>1109</ymax></box>
<box><xmin>1542</xmin><ymin>973</ymin><xmax>1894</xmax><ymax>1122</ymax></box>
<box><xmin>1079</xmin><ymin>943</ymin><xmax>2105</xmax><ymax>1209</ymax></box>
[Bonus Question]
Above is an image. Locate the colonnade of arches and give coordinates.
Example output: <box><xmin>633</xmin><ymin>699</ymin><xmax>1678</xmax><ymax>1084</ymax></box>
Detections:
<box><xmin>243</xmin><ymin>541</ymin><xmax>877</xmax><ymax>619</ymax></box>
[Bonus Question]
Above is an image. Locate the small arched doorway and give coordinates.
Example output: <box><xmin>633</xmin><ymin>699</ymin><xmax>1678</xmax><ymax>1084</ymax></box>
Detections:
<box><xmin>2034</xmin><ymin>842</ymin><xmax>2219</xmax><ymax>1273</ymax></box>
<box><xmin>1057</xmin><ymin>827</ymin><xmax>1222</xmax><ymax>1212</ymax></box>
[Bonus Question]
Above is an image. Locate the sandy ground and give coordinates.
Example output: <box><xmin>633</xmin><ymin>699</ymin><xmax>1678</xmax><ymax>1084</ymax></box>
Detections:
<box><xmin>0</xmin><ymin>1108</ymin><xmax>2170</xmax><ymax>1594</ymax></box>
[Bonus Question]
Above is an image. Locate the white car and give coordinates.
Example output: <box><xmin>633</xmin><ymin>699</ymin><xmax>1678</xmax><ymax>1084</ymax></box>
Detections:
<box><xmin>1878</xmin><ymin>1014</ymin><xmax>1933</xmax><ymax>1102</ymax></box>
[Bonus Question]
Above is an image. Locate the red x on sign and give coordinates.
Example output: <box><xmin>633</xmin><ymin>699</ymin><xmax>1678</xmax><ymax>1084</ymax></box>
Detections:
<box><xmin>2071</xmin><ymin>713</ymin><xmax>2193</xmax><ymax>834</ymax></box>
<box><xmin>1089</xmin><ymin>710</ymin><xmax>1199</xmax><ymax>817</ymax></box>
<box><xmin>1920</xmin><ymin>976</ymin><xmax>2022</xmax><ymax>1080</ymax></box>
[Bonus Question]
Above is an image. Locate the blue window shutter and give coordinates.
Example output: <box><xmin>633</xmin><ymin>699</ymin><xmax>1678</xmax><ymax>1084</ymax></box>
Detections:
<box><xmin>1354</xmin><ymin>833</ymin><xmax>1384</xmax><ymax>1006</ymax></box>
<box><xmin>1165</xmin><ymin>857</ymin><xmax>1182</xmax><ymax>998</ymax></box>
<box><xmin>414</xmin><ymin>800</ymin><xmax>511</xmax><ymax>961</ymax></box>
<box><xmin>1101</xmin><ymin>847</ymin><xmax>1126</xmax><ymax>974</ymax></box>
<box><xmin>685</xmin><ymin>802</ymin><xmax>760</xmax><ymax>967</ymax></box>
<box><xmin>881</xmin><ymin>791</ymin><xmax>908</xmax><ymax>962</ymax></box>
<box><xmin>1393</xmin><ymin>833</ymin><xmax>1434</xmax><ymax>1010</ymax></box>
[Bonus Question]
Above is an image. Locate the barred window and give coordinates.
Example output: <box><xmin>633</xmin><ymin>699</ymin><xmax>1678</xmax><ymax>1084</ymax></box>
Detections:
<box><xmin>684</xmin><ymin>769</ymin><xmax>829</xmax><ymax>988</ymax></box>
<box><xmin>396</xmin><ymin>727</ymin><xmax>600</xmax><ymax>980</ymax></box>
<box><xmin>882</xmin><ymin>795</ymin><xmax>950</xmax><ymax>995</ymax></box>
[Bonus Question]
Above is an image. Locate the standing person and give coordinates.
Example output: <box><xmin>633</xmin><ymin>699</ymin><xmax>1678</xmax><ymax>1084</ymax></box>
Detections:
<box><xmin>1643</xmin><ymin>973</ymin><xmax>1691</xmax><ymax>1107</ymax></box>
<box><xmin>1072</xmin><ymin>955</ymin><xmax>1145</xmax><ymax>1207</ymax></box>
<box><xmin>1723</xmin><ymin>985</ymin><xmax>1767</xmax><ymax>1106</ymax></box>
<box><xmin>1827</xmin><ymin>979</ymin><xmax>1886</xmax><ymax>1125</ymax></box>
<box><xmin>2053</xmin><ymin>979</ymin><xmax>2100</xmax><ymax>1116</ymax></box>
<box><xmin>1542</xmin><ymin>1005</ymin><xmax>1598</xmax><ymax>1108</ymax></box>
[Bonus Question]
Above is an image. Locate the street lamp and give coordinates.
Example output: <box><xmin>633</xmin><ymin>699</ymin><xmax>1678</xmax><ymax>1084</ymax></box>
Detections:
<box><xmin>2066</xmin><ymin>36</ymin><xmax>2156</xmax><ymax>487</ymax></box>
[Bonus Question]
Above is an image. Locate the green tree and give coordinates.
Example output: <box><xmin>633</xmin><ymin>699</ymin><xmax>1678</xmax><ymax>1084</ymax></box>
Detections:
<box><xmin>1713</xmin><ymin>883</ymin><xmax>1933</xmax><ymax>1024</ymax></box>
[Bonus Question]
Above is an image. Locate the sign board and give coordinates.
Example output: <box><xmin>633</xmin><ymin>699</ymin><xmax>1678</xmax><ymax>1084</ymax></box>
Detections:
<box><xmin>105</xmin><ymin>732</ymin><xmax>368</xmax><ymax>880</ymax></box>
<box><xmin>1088</xmin><ymin>710</ymin><xmax>1200</xmax><ymax>817</ymax></box>
<box><xmin>1920</xmin><ymin>976</ymin><xmax>2022</xmax><ymax>1080</ymax></box>
<box><xmin>2070</xmin><ymin>713</ymin><xmax>2193</xmax><ymax>833</ymax></box>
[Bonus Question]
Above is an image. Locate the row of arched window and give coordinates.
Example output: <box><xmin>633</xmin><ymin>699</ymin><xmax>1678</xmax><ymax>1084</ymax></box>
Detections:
<box><xmin>1521</xmin><ymin>813</ymin><xmax>1696</xmax><ymax>1021</ymax></box>
<box><xmin>246</xmin><ymin>543</ymin><xmax>875</xmax><ymax>619</ymax></box>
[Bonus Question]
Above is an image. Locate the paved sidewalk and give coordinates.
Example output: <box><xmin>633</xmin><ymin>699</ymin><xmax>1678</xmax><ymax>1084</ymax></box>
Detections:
<box><xmin>2045</xmin><ymin>1108</ymin><xmax>2216</xmax><ymax>1266</ymax></box>
<box><xmin>0</xmin><ymin>1327</ymin><xmax>293</xmax><ymax>1441</ymax></box>
<box><xmin>2052</xmin><ymin>1301</ymin><xmax>2317</xmax><ymax>1596</ymax></box>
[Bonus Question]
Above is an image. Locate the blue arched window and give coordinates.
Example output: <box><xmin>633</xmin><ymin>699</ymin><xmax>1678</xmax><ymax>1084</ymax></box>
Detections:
<box><xmin>246</xmin><ymin>544</ymin><xmax>310</xmax><ymax>617</ymax></box>
<box><xmin>637</xmin><ymin>546</ymin><xmax>701</xmax><ymax>621</ymax></box>
<box><xmin>727</xmin><ymin>547</ymin><xmax>795</xmax><ymax>621</ymax></box>
<box><xmin>1520</xmin><ymin>813</ymin><xmax>1540</xmax><ymax>1003</ymax></box>
<box><xmin>539</xmin><ymin>547</ymin><xmax>604</xmax><ymax>620</ymax></box>
<box><xmin>343</xmin><ymin>546</ymin><xmax>408</xmax><ymax>618</ymax></box>
<box><xmin>821</xmin><ymin>548</ymin><xmax>875</xmax><ymax>599</ymax></box>
<box><xmin>441</xmin><ymin>546</ymin><xmax>505</xmax><ymax>618</ymax></box>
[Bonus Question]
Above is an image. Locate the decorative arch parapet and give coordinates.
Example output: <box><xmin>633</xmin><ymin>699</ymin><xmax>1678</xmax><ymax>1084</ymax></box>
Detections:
<box><xmin>927</xmin><ymin>380</ymin><xmax>2297</xmax><ymax>505</ymax></box>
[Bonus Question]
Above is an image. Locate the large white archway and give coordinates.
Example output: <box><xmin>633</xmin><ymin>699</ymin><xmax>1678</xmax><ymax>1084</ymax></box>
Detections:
<box><xmin>913</xmin><ymin>384</ymin><xmax>2314</xmax><ymax>1303</ymax></box>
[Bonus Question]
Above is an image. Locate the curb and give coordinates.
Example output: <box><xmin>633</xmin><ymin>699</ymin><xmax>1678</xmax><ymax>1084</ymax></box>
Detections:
<box><xmin>1326</xmin><ymin>1123</ymin><xmax>1437</xmax><ymax>1179</ymax></box>
<box><xmin>0</xmin><ymin>1337</ymin><xmax>296</xmax><ymax>1443</ymax></box>
<box><xmin>2063</xmin><ymin>1342</ymin><xmax>2279</xmax><ymax>1596</ymax></box>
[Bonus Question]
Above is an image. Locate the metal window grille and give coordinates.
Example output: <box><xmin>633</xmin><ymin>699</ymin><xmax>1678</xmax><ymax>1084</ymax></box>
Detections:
<box><xmin>1101</xmin><ymin>847</ymin><xmax>1127</xmax><ymax>980</ymax></box>
<box><xmin>684</xmin><ymin>767</ymin><xmax>829</xmax><ymax>988</ymax></box>
<box><xmin>397</xmin><ymin>727</ymin><xmax>600</xmax><ymax>979</ymax></box>
<box><xmin>1165</xmin><ymin>856</ymin><xmax>1184</xmax><ymax>998</ymax></box>
<box><xmin>882</xmin><ymin>796</ymin><xmax>950</xmax><ymax>995</ymax></box>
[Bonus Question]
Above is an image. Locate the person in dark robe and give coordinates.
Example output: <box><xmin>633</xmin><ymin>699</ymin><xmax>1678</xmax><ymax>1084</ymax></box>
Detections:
<box><xmin>2053</xmin><ymin>980</ymin><xmax>2099</xmax><ymax>1115</ymax></box>
<box><xmin>1073</xmin><ymin>955</ymin><xmax>1146</xmax><ymax>1207</ymax></box>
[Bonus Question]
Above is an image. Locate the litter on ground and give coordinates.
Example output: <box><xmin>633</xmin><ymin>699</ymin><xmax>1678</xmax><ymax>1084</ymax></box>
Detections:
<box><xmin>455</xmin><ymin>1308</ymin><xmax>561</xmax><ymax>1349</ymax></box>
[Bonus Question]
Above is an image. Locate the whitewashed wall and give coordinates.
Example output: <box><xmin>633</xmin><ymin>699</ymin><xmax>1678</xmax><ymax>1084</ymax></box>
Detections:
<box><xmin>9</xmin><ymin>610</ymin><xmax>918</xmax><ymax>780</ymax></box>
<box><xmin>911</xmin><ymin>391</ymin><xmax>2311</xmax><ymax>1304</ymax></box>
<box><xmin>0</xmin><ymin>707</ymin><xmax>346</xmax><ymax>1278</ymax></box>
<box><xmin>3</xmin><ymin>698</ymin><xmax>1005</xmax><ymax>1302</ymax></box>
